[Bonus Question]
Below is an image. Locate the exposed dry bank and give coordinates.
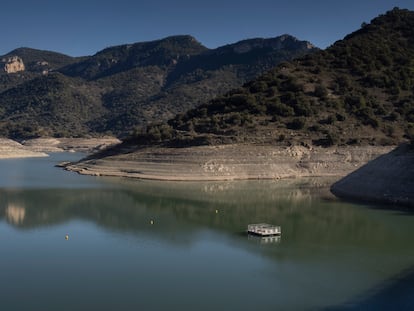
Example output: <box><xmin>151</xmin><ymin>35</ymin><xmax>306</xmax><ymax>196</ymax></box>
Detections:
<box><xmin>65</xmin><ymin>144</ymin><xmax>393</xmax><ymax>181</ymax></box>
<box><xmin>0</xmin><ymin>139</ymin><xmax>47</xmax><ymax>159</ymax></box>
<box><xmin>0</xmin><ymin>137</ymin><xmax>121</xmax><ymax>159</ymax></box>
<box><xmin>21</xmin><ymin>137</ymin><xmax>121</xmax><ymax>153</ymax></box>
<box><xmin>331</xmin><ymin>144</ymin><xmax>414</xmax><ymax>207</ymax></box>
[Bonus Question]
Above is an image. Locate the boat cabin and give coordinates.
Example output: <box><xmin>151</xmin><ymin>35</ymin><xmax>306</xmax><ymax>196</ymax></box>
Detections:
<box><xmin>247</xmin><ymin>223</ymin><xmax>281</xmax><ymax>236</ymax></box>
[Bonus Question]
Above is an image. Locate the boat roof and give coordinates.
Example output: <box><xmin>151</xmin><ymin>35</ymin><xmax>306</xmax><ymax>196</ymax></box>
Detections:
<box><xmin>248</xmin><ymin>223</ymin><xmax>278</xmax><ymax>228</ymax></box>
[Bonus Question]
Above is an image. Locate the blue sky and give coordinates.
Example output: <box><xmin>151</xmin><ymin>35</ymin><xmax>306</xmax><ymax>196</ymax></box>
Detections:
<box><xmin>2</xmin><ymin>0</ymin><xmax>414</xmax><ymax>56</ymax></box>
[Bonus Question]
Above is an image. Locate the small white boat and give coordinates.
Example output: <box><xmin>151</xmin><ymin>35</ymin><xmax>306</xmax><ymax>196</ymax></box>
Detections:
<box><xmin>247</xmin><ymin>223</ymin><xmax>281</xmax><ymax>236</ymax></box>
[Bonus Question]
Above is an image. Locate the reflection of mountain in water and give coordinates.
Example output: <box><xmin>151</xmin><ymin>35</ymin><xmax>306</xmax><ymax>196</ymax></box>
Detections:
<box><xmin>1</xmin><ymin>177</ymin><xmax>414</xmax><ymax>300</ymax></box>
<box><xmin>5</xmin><ymin>203</ymin><xmax>26</xmax><ymax>224</ymax></box>
<box><xmin>114</xmin><ymin>177</ymin><xmax>337</xmax><ymax>205</ymax></box>
<box><xmin>0</xmin><ymin>178</ymin><xmax>412</xmax><ymax>254</ymax></box>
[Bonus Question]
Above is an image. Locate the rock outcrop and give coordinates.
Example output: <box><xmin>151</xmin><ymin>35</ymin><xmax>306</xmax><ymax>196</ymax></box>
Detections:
<box><xmin>231</xmin><ymin>35</ymin><xmax>315</xmax><ymax>54</ymax></box>
<box><xmin>1</xmin><ymin>56</ymin><xmax>25</xmax><ymax>73</ymax></box>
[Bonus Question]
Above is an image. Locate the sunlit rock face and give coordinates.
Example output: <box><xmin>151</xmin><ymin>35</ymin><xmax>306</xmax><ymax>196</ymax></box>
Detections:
<box><xmin>1</xmin><ymin>56</ymin><xmax>25</xmax><ymax>73</ymax></box>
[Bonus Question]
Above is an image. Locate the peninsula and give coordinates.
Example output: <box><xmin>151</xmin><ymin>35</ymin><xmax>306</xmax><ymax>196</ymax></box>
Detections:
<box><xmin>66</xmin><ymin>9</ymin><xmax>413</xmax><ymax>191</ymax></box>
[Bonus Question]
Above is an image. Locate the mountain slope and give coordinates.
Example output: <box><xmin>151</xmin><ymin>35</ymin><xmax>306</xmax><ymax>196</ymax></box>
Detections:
<box><xmin>0</xmin><ymin>73</ymin><xmax>105</xmax><ymax>137</ymax></box>
<box><xmin>130</xmin><ymin>8</ymin><xmax>414</xmax><ymax>147</ymax></box>
<box><xmin>0</xmin><ymin>34</ymin><xmax>316</xmax><ymax>138</ymax></box>
<box><xmin>166</xmin><ymin>35</ymin><xmax>315</xmax><ymax>84</ymax></box>
<box><xmin>60</xmin><ymin>35</ymin><xmax>208</xmax><ymax>80</ymax></box>
<box><xmin>0</xmin><ymin>48</ymin><xmax>79</xmax><ymax>93</ymax></box>
<box><xmin>3</xmin><ymin>47</ymin><xmax>78</xmax><ymax>72</ymax></box>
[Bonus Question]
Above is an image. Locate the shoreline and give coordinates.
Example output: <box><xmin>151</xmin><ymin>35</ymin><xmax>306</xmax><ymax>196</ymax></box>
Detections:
<box><xmin>0</xmin><ymin>138</ymin><xmax>48</xmax><ymax>159</ymax></box>
<box><xmin>331</xmin><ymin>144</ymin><xmax>414</xmax><ymax>207</ymax></box>
<box><xmin>0</xmin><ymin>137</ymin><xmax>121</xmax><ymax>159</ymax></box>
<box><xmin>64</xmin><ymin>144</ymin><xmax>393</xmax><ymax>181</ymax></box>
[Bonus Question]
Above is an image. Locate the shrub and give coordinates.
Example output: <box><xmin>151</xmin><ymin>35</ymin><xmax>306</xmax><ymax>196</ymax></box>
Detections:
<box><xmin>319</xmin><ymin>115</ymin><xmax>336</xmax><ymax>125</ymax></box>
<box><xmin>313</xmin><ymin>132</ymin><xmax>338</xmax><ymax>147</ymax></box>
<box><xmin>249</xmin><ymin>81</ymin><xmax>268</xmax><ymax>93</ymax></box>
<box><xmin>286</xmin><ymin>117</ymin><xmax>306</xmax><ymax>130</ymax></box>
<box><xmin>293</xmin><ymin>100</ymin><xmax>312</xmax><ymax>116</ymax></box>
<box><xmin>336</xmin><ymin>113</ymin><xmax>346</xmax><ymax>121</ymax></box>
<box><xmin>314</xmin><ymin>85</ymin><xmax>328</xmax><ymax>99</ymax></box>
<box><xmin>267</xmin><ymin>102</ymin><xmax>295</xmax><ymax>117</ymax></box>
<box><xmin>308</xmin><ymin>124</ymin><xmax>321</xmax><ymax>132</ymax></box>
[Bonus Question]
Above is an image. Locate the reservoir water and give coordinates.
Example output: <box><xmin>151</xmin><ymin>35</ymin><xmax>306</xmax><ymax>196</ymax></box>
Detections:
<box><xmin>1</xmin><ymin>153</ymin><xmax>413</xmax><ymax>310</ymax></box>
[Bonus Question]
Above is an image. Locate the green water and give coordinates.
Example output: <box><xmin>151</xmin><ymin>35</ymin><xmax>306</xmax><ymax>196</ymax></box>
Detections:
<box><xmin>0</xmin><ymin>154</ymin><xmax>413</xmax><ymax>310</ymax></box>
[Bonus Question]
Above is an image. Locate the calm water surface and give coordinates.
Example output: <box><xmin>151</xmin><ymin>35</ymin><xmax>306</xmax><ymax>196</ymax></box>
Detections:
<box><xmin>1</xmin><ymin>153</ymin><xmax>413</xmax><ymax>310</ymax></box>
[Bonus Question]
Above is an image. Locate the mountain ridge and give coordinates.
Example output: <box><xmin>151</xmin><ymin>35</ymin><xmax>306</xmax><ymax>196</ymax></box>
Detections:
<box><xmin>1</xmin><ymin>47</ymin><xmax>80</xmax><ymax>74</ymax></box>
<box><xmin>0</xmin><ymin>34</ymin><xmax>317</xmax><ymax>138</ymax></box>
<box><xmin>127</xmin><ymin>8</ymin><xmax>414</xmax><ymax>148</ymax></box>
<box><xmin>59</xmin><ymin>35</ymin><xmax>208</xmax><ymax>80</ymax></box>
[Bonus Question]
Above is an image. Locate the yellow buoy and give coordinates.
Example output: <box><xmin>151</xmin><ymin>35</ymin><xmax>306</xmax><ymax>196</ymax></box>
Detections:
<box><xmin>65</xmin><ymin>234</ymin><xmax>69</xmax><ymax>240</ymax></box>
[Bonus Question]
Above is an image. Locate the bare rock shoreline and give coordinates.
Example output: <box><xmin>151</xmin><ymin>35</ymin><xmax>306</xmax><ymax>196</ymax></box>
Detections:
<box><xmin>64</xmin><ymin>144</ymin><xmax>393</xmax><ymax>181</ymax></box>
<box><xmin>0</xmin><ymin>138</ymin><xmax>48</xmax><ymax>159</ymax></box>
<box><xmin>3</xmin><ymin>138</ymin><xmax>410</xmax><ymax>208</ymax></box>
<box><xmin>0</xmin><ymin>137</ymin><xmax>121</xmax><ymax>159</ymax></box>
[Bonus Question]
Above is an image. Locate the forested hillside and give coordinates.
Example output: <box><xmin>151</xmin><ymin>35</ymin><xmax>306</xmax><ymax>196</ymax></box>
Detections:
<box><xmin>0</xmin><ymin>35</ymin><xmax>315</xmax><ymax>138</ymax></box>
<box><xmin>131</xmin><ymin>8</ymin><xmax>414</xmax><ymax>147</ymax></box>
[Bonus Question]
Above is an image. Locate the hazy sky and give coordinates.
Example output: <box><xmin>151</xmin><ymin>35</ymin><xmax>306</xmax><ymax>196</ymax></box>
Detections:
<box><xmin>2</xmin><ymin>0</ymin><xmax>414</xmax><ymax>56</ymax></box>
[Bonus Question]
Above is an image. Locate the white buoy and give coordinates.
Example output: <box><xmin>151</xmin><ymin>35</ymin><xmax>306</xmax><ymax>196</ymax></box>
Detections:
<box><xmin>65</xmin><ymin>234</ymin><xmax>69</xmax><ymax>240</ymax></box>
<box><xmin>150</xmin><ymin>220</ymin><xmax>154</xmax><ymax>225</ymax></box>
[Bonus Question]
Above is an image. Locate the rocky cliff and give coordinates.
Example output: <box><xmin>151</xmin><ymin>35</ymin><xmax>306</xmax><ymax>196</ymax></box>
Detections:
<box><xmin>1</xmin><ymin>56</ymin><xmax>25</xmax><ymax>73</ymax></box>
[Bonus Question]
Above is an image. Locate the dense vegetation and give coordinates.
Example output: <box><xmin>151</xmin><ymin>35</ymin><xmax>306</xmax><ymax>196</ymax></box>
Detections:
<box><xmin>0</xmin><ymin>74</ymin><xmax>105</xmax><ymax>137</ymax></box>
<box><xmin>130</xmin><ymin>8</ymin><xmax>414</xmax><ymax>147</ymax></box>
<box><xmin>0</xmin><ymin>35</ymin><xmax>315</xmax><ymax>139</ymax></box>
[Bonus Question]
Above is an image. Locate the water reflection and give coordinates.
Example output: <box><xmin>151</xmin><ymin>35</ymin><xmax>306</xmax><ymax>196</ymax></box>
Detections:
<box><xmin>0</xmin><ymin>178</ymin><xmax>412</xmax><ymax>255</ymax></box>
<box><xmin>0</xmin><ymin>178</ymin><xmax>338</xmax><ymax>239</ymax></box>
<box><xmin>248</xmin><ymin>234</ymin><xmax>281</xmax><ymax>244</ymax></box>
<box><xmin>1</xmin><ymin>174</ymin><xmax>414</xmax><ymax>311</ymax></box>
<box><xmin>5</xmin><ymin>203</ymin><xmax>26</xmax><ymax>225</ymax></box>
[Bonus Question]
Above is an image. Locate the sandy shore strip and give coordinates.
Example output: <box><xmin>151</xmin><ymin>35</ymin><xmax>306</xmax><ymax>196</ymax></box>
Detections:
<box><xmin>21</xmin><ymin>137</ymin><xmax>121</xmax><ymax>153</ymax></box>
<box><xmin>0</xmin><ymin>138</ymin><xmax>48</xmax><ymax>159</ymax></box>
<box><xmin>0</xmin><ymin>137</ymin><xmax>121</xmax><ymax>159</ymax></box>
<box><xmin>64</xmin><ymin>144</ymin><xmax>393</xmax><ymax>181</ymax></box>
